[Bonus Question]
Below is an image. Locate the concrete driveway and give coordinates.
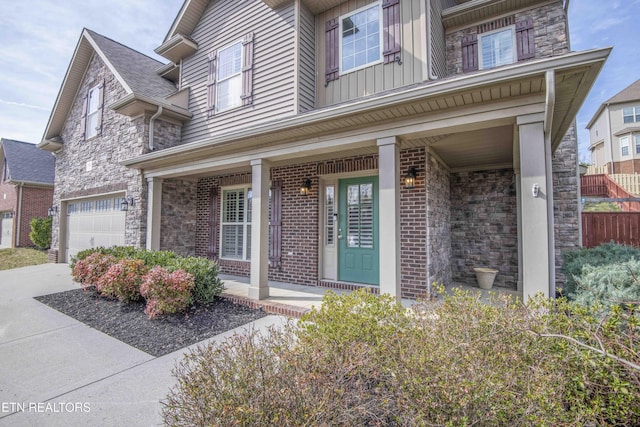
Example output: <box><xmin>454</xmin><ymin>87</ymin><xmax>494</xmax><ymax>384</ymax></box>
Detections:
<box><xmin>0</xmin><ymin>263</ymin><xmax>283</xmax><ymax>426</ymax></box>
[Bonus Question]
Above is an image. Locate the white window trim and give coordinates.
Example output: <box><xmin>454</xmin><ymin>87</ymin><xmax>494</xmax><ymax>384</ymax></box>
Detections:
<box><xmin>620</xmin><ymin>135</ymin><xmax>630</xmax><ymax>157</ymax></box>
<box><xmin>338</xmin><ymin>2</ymin><xmax>383</xmax><ymax>76</ymax></box>
<box><xmin>478</xmin><ymin>25</ymin><xmax>517</xmax><ymax>71</ymax></box>
<box><xmin>85</xmin><ymin>84</ymin><xmax>101</xmax><ymax>139</ymax></box>
<box><xmin>623</xmin><ymin>106</ymin><xmax>640</xmax><ymax>124</ymax></box>
<box><xmin>215</xmin><ymin>39</ymin><xmax>244</xmax><ymax>114</ymax></box>
<box><xmin>635</xmin><ymin>134</ymin><xmax>640</xmax><ymax>155</ymax></box>
<box><xmin>219</xmin><ymin>185</ymin><xmax>252</xmax><ymax>261</ymax></box>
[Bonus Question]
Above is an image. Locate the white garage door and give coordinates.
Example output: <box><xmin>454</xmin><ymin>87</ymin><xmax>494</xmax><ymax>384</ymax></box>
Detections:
<box><xmin>0</xmin><ymin>213</ymin><xmax>13</xmax><ymax>248</ymax></box>
<box><xmin>66</xmin><ymin>196</ymin><xmax>126</xmax><ymax>262</ymax></box>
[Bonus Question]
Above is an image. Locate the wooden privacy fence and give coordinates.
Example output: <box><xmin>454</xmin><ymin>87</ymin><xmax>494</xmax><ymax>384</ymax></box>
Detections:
<box><xmin>582</xmin><ymin>212</ymin><xmax>640</xmax><ymax>248</ymax></box>
<box><xmin>580</xmin><ymin>174</ymin><xmax>640</xmax><ymax>212</ymax></box>
<box><xmin>610</xmin><ymin>174</ymin><xmax>640</xmax><ymax>196</ymax></box>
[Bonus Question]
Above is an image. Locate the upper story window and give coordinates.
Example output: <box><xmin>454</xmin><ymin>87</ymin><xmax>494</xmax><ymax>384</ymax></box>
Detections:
<box><xmin>635</xmin><ymin>134</ymin><xmax>640</xmax><ymax>154</ymax></box>
<box><xmin>216</xmin><ymin>42</ymin><xmax>243</xmax><ymax>112</ymax></box>
<box><xmin>206</xmin><ymin>33</ymin><xmax>254</xmax><ymax>117</ymax></box>
<box><xmin>623</xmin><ymin>106</ymin><xmax>640</xmax><ymax>123</ymax></box>
<box><xmin>340</xmin><ymin>4</ymin><xmax>381</xmax><ymax>73</ymax></box>
<box><xmin>479</xmin><ymin>27</ymin><xmax>515</xmax><ymax>70</ymax></box>
<box><xmin>461</xmin><ymin>17</ymin><xmax>534</xmax><ymax>73</ymax></box>
<box><xmin>620</xmin><ymin>136</ymin><xmax>630</xmax><ymax>157</ymax></box>
<box><xmin>81</xmin><ymin>83</ymin><xmax>103</xmax><ymax>140</ymax></box>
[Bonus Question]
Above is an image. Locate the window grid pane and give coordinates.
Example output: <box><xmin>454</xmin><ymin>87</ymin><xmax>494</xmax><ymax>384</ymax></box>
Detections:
<box><xmin>221</xmin><ymin>188</ymin><xmax>252</xmax><ymax>260</ymax></box>
<box><xmin>621</xmin><ymin>137</ymin><xmax>629</xmax><ymax>156</ymax></box>
<box><xmin>216</xmin><ymin>42</ymin><xmax>242</xmax><ymax>111</ymax></box>
<box><xmin>325</xmin><ymin>186</ymin><xmax>335</xmax><ymax>246</ymax></box>
<box><xmin>341</xmin><ymin>5</ymin><xmax>380</xmax><ymax>72</ymax></box>
<box><xmin>636</xmin><ymin>135</ymin><xmax>640</xmax><ymax>154</ymax></box>
<box><xmin>481</xmin><ymin>29</ymin><xmax>514</xmax><ymax>69</ymax></box>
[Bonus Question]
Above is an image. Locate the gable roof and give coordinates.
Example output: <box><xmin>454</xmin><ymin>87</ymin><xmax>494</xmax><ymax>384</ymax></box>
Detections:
<box><xmin>40</xmin><ymin>29</ymin><xmax>178</xmax><ymax>150</ymax></box>
<box><xmin>1</xmin><ymin>139</ymin><xmax>55</xmax><ymax>186</ymax></box>
<box><xmin>586</xmin><ymin>79</ymin><xmax>640</xmax><ymax>129</ymax></box>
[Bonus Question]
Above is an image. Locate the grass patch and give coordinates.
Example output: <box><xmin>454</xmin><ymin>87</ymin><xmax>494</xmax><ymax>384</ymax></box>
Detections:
<box><xmin>583</xmin><ymin>201</ymin><xmax>622</xmax><ymax>212</ymax></box>
<box><xmin>0</xmin><ymin>248</ymin><xmax>48</xmax><ymax>271</ymax></box>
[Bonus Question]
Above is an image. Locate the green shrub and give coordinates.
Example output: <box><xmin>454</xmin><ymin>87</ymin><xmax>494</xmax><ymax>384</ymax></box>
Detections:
<box><xmin>96</xmin><ymin>259</ymin><xmax>149</xmax><ymax>302</ymax></box>
<box><xmin>163</xmin><ymin>289</ymin><xmax>640</xmax><ymax>426</ymax></box>
<box><xmin>572</xmin><ymin>260</ymin><xmax>640</xmax><ymax>310</ymax></box>
<box><xmin>168</xmin><ymin>256</ymin><xmax>224</xmax><ymax>304</ymax></box>
<box><xmin>29</xmin><ymin>216</ymin><xmax>52</xmax><ymax>250</ymax></box>
<box><xmin>561</xmin><ymin>242</ymin><xmax>640</xmax><ymax>297</ymax></box>
<box><xmin>140</xmin><ymin>266</ymin><xmax>194</xmax><ymax>318</ymax></box>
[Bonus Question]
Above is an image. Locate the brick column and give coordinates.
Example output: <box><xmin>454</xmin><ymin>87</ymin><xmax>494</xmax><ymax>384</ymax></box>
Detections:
<box><xmin>378</xmin><ymin>137</ymin><xmax>401</xmax><ymax>299</ymax></box>
<box><xmin>249</xmin><ymin>159</ymin><xmax>270</xmax><ymax>300</ymax></box>
<box><xmin>146</xmin><ymin>177</ymin><xmax>163</xmax><ymax>250</ymax></box>
<box><xmin>517</xmin><ymin>113</ymin><xmax>553</xmax><ymax>300</ymax></box>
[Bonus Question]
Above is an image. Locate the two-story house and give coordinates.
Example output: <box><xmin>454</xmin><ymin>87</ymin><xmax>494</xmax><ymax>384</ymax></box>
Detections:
<box><xmin>587</xmin><ymin>79</ymin><xmax>640</xmax><ymax>174</ymax></box>
<box><xmin>0</xmin><ymin>139</ymin><xmax>55</xmax><ymax>248</ymax></box>
<box><xmin>40</xmin><ymin>0</ymin><xmax>609</xmax><ymax>301</ymax></box>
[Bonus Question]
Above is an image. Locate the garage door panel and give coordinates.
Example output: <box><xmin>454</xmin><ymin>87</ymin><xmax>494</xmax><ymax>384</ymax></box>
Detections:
<box><xmin>65</xmin><ymin>197</ymin><xmax>126</xmax><ymax>262</ymax></box>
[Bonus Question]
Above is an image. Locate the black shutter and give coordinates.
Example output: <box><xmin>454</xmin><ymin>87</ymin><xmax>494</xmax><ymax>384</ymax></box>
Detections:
<box><xmin>516</xmin><ymin>18</ymin><xmax>535</xmax><ymax>61</ymax></box>
<box><xmin>269</xmin><ymin>180</ymin><xmax>282</xmax><ymax>270</ymax></box>
<box><xmin>241</xmin><ymin>32</ymin><xmax>255</xmax><ymax>106</ymax></box>
<box><xmin>462</xmin><ymin>34</ymin><xmax>478</xmax><ymax>72</ymax></box>
<box><xmin>382</xmin><ymin>0</ymin><xmax>401</xmax><ymax>64</ymax></box>
<box><xmin>206</xmin><ymin>51</ymin><xmax>217</xmax><ymax>117</ymax></box>
<box><xmin>325</xmin><ymin>18</ymin><xmax>339</xmax><ymax>85</ymax></box>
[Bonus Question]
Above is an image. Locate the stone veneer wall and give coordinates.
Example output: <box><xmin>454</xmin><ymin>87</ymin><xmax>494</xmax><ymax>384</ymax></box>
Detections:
<box><xmin>553</xmin><ymin>124</ymin><xmax>581</xmax><ymax>286</ymax></box>
<box><xmin>450</xmin><ymin>169</ymin><xmax>518</xmax><ymax>289</ymax></box>
<box><xmin>51</xmin><ymin>54</ymin><xmax>150</xmax><ymax>257</ymax></box>
<box><xmin>160</xmin><ymin>178</ymin><xmax>198</xmax><ymax>256</ymax></box>
<box><xmin>446</xmin><ymin>0</ymin><xmax>569</xmax><ymax>75</ymax></box>
<box><xmin>425</xmin><ymin>150</ymin><xmax>452</xmax><ymax>289</ymax></box>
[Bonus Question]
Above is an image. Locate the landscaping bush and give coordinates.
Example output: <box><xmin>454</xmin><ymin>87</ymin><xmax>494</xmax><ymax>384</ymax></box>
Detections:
<box><xmin>168</xmin><ymin>256</ymin><xmax>224</xmax><ymax>304</ymax></box>
<box><xmin>561</xmin><ymin>242</ymin><xmax>640</xmax><ymax>297</ymax></box>
<box><xmin>96</xmin><ymin>259</ymin><xmax>149</xmax><ymax>303</ymax></box>
<box><xmin>571</xmin><ymin>260</ymin><xmax>640</xmax><ymax>310</ymax></box>
<box><xmin>71</xmin><ymin>252</ymin><xmax>117</xmax><ymax>291</ymax></box>
<box><xmin>140</xmin><ymin>266</ymin><xmax>195</xmax><ymax>319</ymax></box>
<box><xmin>29</xmin><ymin>216</ymin><xmax>52</xmax><ymax>250</ymax></box>
<box><xmin>163</xmin><ymin>289</ymin><xmax>640</xmax><ymax>426</ymax></box>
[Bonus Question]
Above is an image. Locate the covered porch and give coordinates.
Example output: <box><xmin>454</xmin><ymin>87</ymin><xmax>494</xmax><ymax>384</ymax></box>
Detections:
<box><xmin>123</xmin><ymin>49</ymin><xmax>609</xmax><ymax>302</ymax></box>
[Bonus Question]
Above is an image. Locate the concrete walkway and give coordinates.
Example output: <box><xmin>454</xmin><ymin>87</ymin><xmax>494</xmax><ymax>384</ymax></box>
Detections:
<box><xmin>0</xmin><ymin>264</ymin><xmax>287</xmax><ymax>427</ymax></box>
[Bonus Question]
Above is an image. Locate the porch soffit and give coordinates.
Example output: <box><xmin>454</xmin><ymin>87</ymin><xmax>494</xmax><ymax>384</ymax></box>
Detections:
<box><xmin>122</xmin><ymin>48</ymin><xmax>610</xmax><ymax>177</ymax></box>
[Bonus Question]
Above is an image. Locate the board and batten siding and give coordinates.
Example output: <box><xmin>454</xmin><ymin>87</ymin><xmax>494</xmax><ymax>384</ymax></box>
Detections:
<box><xmin>298</xmin><ymin>1</ymin><xmax>316</xmax><ymax>113</ymax></box>
<box><xmin>180</xmin><ymin>0</ymin><xmax>297</xmax><ymax>145</ymax></box>
<box><xmin>316</xmin><ymin>0</ymin><xmax>427</xmax><ymax>108</ymax></box>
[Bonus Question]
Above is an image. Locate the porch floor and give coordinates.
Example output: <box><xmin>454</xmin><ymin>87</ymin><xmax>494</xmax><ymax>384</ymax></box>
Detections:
<box><xmin>218</xmin><ymin>275</ymin><xmax>523</xmax><ymax>317</ymax></box>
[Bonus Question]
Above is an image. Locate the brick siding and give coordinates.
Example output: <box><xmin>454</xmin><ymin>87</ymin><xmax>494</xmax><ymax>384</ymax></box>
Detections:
<box><xmin>18</xmin><ymin>186</ymin><xmax>53</xmax><ymax>247</ymax></box>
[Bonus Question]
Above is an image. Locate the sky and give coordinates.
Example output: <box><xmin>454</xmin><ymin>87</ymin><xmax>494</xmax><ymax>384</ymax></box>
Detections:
<box><xmin>0</xmin><ymin>0</ymin><xmax>638</xmax><ymax>163</ymax></box>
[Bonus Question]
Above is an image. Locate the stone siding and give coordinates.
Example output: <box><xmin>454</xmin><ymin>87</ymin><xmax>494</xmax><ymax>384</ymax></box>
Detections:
<box><xmin>553</xmin><ymin>124</ymin><xmax>580</xmax><ymax>286</ymax></box>
<box><xmin>450</xmin><ymin>169</ymin><xmax>518</xmax><ymax>289</ymax></box>
<box><xmin>446</xmin><ymin>0</ymin><xmax>569</xmax><ymax>75</ymax></box>
<box><xmin>160</xmin><ymin>178</ymin><xmax>198</xmax><ymax>256</ymax></box>
<box><xmin>51</xmin><ymin>54</ymin><xmax>154</xmax><ymax>257</ymax></box>
<box><xmin>425</xmin><ymin>150</ymin><xmax>452</xmax><ymax>290</ymax></box>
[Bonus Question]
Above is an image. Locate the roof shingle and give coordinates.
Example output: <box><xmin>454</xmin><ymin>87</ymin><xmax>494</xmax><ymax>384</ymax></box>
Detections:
<box><xmin>1</xmin><ymin>139</ymin><xmax>55</xmax><ymax>185</ymax></box>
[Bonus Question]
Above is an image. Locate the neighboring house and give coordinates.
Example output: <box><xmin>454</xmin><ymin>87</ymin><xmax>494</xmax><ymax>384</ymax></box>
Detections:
<box><xmin>587</xmin><ymin>79</ymin><xmax>640</xmax><ymax>174</ymax></box>
<box><xmin>40</xmin><ymin>0</ymin><xmax>609</xmax><ymax>301</ymax></box>
<box><xmin>0</xmin><ymin>139</ymin><xmax>55</xmax><ymax>248</ymax></box>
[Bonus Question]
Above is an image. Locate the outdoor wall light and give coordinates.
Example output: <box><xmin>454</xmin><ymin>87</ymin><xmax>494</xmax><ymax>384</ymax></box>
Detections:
<box><xmin>299</xmin><ymin>179</ymin><xmax>312</xmax><ymax>196</ymax></box>
<box><xmin>532</xmin><ymin>183</ymin><xmax>540</xmax><ymax>198</ymax></box>
<box><xmin>47</xmin><ymin>206</ymin><xmax>58</xmax><ymax>217</ymax></box>
<box><xmin>404</xmin><ymin>167</ymin><xmax>417</xmax><ymax>189</ymax></box>
<box><xmin>120</xmin><ymin>197</ymin><xmax>135</xmax><ymax>211</ymax></box>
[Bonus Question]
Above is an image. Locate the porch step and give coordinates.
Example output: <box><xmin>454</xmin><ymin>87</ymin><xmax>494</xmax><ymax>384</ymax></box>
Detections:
<box><xmin>219</xmin><ymin>292</ymin><xmax>310</xmax><ymax>318</ymax></box>
<box><xmin>316</xmin><ymin>279</ymin><xmax>380</xmax><ymax>294</ymax></box>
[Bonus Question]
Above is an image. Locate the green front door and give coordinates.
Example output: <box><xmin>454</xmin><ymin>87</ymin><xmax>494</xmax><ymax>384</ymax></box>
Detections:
<box><xmin>338</xmin><ymin>176</ymin><xmax>379</xmax><ymax>285</ymax></box>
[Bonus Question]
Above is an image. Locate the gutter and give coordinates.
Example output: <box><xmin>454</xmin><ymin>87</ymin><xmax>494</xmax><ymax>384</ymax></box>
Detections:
<box><xmin>16</xmin><ymin>183</ymin><xmax>23</xmax><ymax>247</ymax></box>
<box><xmin>148</xmin><ymin>106</ymin><xmax>163</xmax><ymax>151</ymax></box>
<box><xmin>544</xmin><ymin>70</ymin><xmax>556</xmax><ymax>297</ymax></box>
<box><xmin>109</xmin><ymin>93</ymin><xmax>191</xmax><ymax>120</ymax></box>
<box><xmin>122</xmin><ymin>47</ymin><xmax>611</xmax><ymax>169</ymax></box>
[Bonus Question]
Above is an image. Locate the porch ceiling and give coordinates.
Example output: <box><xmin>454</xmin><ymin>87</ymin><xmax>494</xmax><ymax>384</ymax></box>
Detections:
<box><xmin>122</xmin><ymin>49</ymin><xmax>610</xmax><ymax>179</ymax></box>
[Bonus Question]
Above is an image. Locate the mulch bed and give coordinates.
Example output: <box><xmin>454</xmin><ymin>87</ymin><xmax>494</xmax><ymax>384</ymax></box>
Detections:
<box><xmin>35</xmin><ymin>288</ymin><xmax>267</xmax><ymax>357</ymax></box>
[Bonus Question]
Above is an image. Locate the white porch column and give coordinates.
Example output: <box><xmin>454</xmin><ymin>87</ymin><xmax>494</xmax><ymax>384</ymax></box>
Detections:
<box><xmin>517</xmin><ymin>113</ymin><xmax>553</xmax><ymax>300</ymax></box>
<box><xmin>377</xmin><ymin>136</ymin><xmax>401</xmax><ymax>299</ymax></box>
<box><xmin>146</xmin><ymin>177</ymin><xmax>163</xmax><ymax>250</ymax></box>
<box><xmin>249</xmin><ymin>159</ymin><xmax>270</xmax><ymax>300</ymax></box>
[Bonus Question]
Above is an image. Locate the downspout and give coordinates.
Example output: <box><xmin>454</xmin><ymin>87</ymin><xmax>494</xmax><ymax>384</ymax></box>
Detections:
<box><xmin>148</xmin><ymin>106</ymin><xmax>163</xmax><ymax>152</ymax></box>
<box><xmin>544</xmin><ymin>70</ymin><xmax>556</xmax><ymax>297</ymax></box>
<box><xmin>425</xmin><ymin>0</ymin><xmax>438</xmax><ymax>80</ymax></box>
<box><xmin>16</xmin><ymin>182</ymin><xmax>23</xmax><ymax>247</ymax></box>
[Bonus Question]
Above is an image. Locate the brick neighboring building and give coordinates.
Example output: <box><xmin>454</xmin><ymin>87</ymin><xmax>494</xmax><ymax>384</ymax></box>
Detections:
<box><xmin>40</xmin><ymin>0</ymin><xmax>610</xmax><ymax>301</ymax></box>
<box><xmin>0</xmin><ymin>139</ymin><xmax>55</xmax><ymax>248</ymax></box>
